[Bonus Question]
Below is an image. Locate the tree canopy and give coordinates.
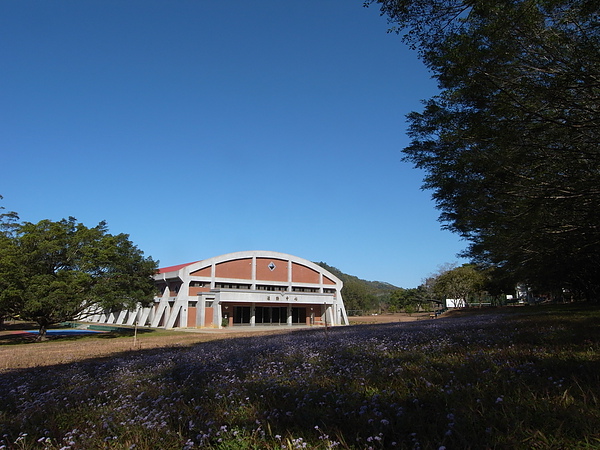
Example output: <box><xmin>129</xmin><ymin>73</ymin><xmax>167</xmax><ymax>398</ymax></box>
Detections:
<box><xmin>432</xmin><ymin>264</ymin><xmax>486</xmax><ymax>306</ymax></box>
<box><xmin>0</xmin><ymin>197</ymin><xmax>21</xmax><ymax>328</ymax></box>
<box><xmin>365</xmin><ymin>0</ymin><xmax>600</xmax><ymax>299</ymax></box>
<box><xmin>388</xmin><ymin>287</ymin><xmax>426</xmax><ymax>313</ymax></box>
<box><xmin>315</xmin><ymin>262</ymin><xmax>397</xmax><ymax>313</ymax></box>
<box><xmin>0</xmin><ymin>210</ymin><xmax>157</xmax><ymax>338</ymax></box>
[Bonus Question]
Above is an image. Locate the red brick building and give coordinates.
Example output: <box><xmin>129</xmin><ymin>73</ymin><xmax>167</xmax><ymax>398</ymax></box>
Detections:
<box><xmin>85</xmin><ymin>251</ymin><xmax>348</xmax><ymax>329</ymax></box>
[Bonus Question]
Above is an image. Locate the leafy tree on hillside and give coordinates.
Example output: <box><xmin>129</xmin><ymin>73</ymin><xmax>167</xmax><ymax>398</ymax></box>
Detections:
<box><xmin>339</xmin><ymin>277</ymin><xmax>380</xmax><ymax>314</ymax></box>
<box><xmin>5</xmin><ymin>217</ymin><xmax>157</xmax><ymax>339</ymax></box>
<box><xmin>0</xmin><ymin>197</ymin><xmax>20</xmax><ymax>329</ymax></box>
<box><xmin>388</xmin><ymin>287</ymin><xmax>423</xmax><ymax>313</ymax></box>
<box><xmin>315</xmin><ymin>262</ymin><xmax>396</xmax><ymax>314</ymax></box>
<box><xmin>433</xmin><ymin>264</ymin><xmax>486</xmax><ymax>307</ymax></box>
<box><xmin>365</xmin><ymin>0</ymin><xmax>600</xmax><ymax>300</ymax></box>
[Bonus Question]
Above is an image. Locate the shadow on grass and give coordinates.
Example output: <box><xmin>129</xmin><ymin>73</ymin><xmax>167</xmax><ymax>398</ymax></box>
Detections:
<box><xmin>0</xmin><ymin>321</ymin><xmax>39</xmax><ymax>331</ymax></box>
<box><xmin>2</xmin><ymin>305</ymin><xmax>598</xmax><ymax>449</ymax></box>
<box><xmin>0</xmin><ymin>323</ymin><xmax>156</xmax><ymax>345</ymax></box>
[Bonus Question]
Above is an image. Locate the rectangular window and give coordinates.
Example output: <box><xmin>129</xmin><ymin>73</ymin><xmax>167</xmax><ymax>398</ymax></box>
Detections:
<box><xmin>256</xmin><ymin>284</ymin><xmax>287</xmax><ymax>291</ymax></box>
<box><xmin>292</xmin><ymin>286</ymin><xmax>319</xmax><ymax>293</ymax></box>
<box><xmin>215</xmin><ymin>283</ymin><xmax>251</xmax><ymax>290</ymax></box>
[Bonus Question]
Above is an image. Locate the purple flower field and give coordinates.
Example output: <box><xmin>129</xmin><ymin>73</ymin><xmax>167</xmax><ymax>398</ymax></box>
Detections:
<box><xmin>1</xmin><ymin>305</ymin><xmax>599</xmax><ymax>449</ymax></box>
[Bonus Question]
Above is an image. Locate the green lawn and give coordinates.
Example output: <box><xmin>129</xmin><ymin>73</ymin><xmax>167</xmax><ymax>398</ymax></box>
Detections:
<box><xmin>1</xmin><ymin>304</ymin><xmax>599</xmax><ymax>449</ymax></box>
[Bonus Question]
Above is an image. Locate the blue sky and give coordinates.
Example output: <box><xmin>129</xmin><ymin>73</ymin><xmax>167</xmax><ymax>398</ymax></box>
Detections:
<box><xmin>1</xmin><ymin>0</ymin><xmax>466</xmax><ymax>288</ymax></box>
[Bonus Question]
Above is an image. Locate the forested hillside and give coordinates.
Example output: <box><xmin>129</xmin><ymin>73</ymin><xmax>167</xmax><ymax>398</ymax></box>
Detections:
<box><xmin>315</xmin><ymin>262</ymin><xmax>398</xmax><ymax>315</ymax></box>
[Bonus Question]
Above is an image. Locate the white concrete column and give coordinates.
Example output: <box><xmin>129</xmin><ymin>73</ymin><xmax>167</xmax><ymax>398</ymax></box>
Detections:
<box><xmin>326</xmin><ymin>304</ymin><xmax>333</xmax><ymax>325</ymax></box>
<box><xmin>151</xmin><ymin>286</ymin><xmax>170</xmax><ymax>327</ymax></box>
<box><xmin>116</xmin><ymin>310</ymin><xmax>128</xmax><ymax>325</ymax></box>
<box><xmin>215</xmin><ymin>293</ymin><xmax>223</xmax><ymax>328</ymax></box>
<box><xmin>198</xmin><ymin>296</ymin><xmax>206</xmax><ymax>328</ymax></box>
<box><xmin>126</xmin><ymin>306</ymin><xmax>139</xmax><ymax>326</ymax></box>
<box><xmin>141</xmin><ymin>306</ymin><xmax>153</xmax><ymax>327</ymax></box>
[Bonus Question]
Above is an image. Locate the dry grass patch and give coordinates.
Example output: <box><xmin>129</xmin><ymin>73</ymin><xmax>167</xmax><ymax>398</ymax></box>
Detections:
<box><xmin>0</xmin><ymin>314</ymin><xmax>427</xmax><ymax>372</ymax></box>
<box><xmin>0</xmin><ymin>325</ymin><xmax>296</xmax><ymax>372</ymax></box>
<box><xmin>348</xmin><ymin>312</ymin><xmax>432</xmax><ymax>324</ymax></box>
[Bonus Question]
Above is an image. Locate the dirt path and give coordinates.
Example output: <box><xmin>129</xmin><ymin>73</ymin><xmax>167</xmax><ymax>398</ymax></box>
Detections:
<box><xmin>348</xmin><ymin>312</ymin><xmax>432</xmax><ymax>324</ymax></box>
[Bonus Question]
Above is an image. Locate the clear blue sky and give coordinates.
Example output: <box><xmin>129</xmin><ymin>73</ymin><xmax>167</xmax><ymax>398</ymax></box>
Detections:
<box><xmin>1</xmin><ymin>0</ymin><xmax>466</xmax><ymax>288</ymax></box>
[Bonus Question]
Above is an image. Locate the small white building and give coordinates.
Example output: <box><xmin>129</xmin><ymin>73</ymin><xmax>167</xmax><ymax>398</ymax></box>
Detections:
<box><xmin>445</xmin><ymin>298</ymin><xmax>466</xmax><ymax>308</ymax></box>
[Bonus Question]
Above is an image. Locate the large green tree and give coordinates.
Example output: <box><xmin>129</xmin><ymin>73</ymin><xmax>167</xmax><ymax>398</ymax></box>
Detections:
<box><xmin>433</xmin><ymin>264</ymin><xmax>486</xmax><ymax>307</ymax></box>
<box><xmin>0</xmin><ymin>197</ymin><xmax>21</xmax><ymax>329</ymax></box>
<box><xmin>366</xmin><ymin>0</ymin><xmax>600</xmax><ymax>299</ymax></box>
<box><xmin>340</xmin><ymin>277</ymin><xmax>380</xmax><ymax>313</ymax></box>
<box><xmin>7</xmin><ymin>217</ymin><xmax>157</xmax><ymax>339</ymax></box>
<box><xmin>388</xmin><ymin>287</ymin><xmax>424</xmax><ymax>313</ymax></box>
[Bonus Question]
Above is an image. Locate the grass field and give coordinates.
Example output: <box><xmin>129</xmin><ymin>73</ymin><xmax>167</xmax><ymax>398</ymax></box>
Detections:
<box><xmin>0</xmin><ymin>324</ymin><xmax>299</xmax><ymax>372</ymax></box>
<box><xmin>1</xmin><ymin>305</ymin><xmax>599</xmax><ymax>449</ymax></box>
<box><xmin>0</xmin><ymin>313</ymin><xmax>430</xmax><ymax>372</ymax></box>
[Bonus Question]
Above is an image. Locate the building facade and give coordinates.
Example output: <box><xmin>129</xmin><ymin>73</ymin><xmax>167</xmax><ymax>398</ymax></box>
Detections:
<box><xmin>84</xmin><ymin>250</ymin><xmax>349</xmax><ymax>329</ymax></box>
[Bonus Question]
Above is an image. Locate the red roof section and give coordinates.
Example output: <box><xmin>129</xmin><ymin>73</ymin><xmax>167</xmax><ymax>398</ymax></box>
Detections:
<box><xmin>157</xmin><ymin>261</ymin><xmax>199</xmax><ymax>274</ymax></box>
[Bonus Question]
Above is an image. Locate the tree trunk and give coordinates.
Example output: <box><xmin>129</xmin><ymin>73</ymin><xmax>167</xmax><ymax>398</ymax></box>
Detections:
<box><xmin>36</xmin><ymin>323</ymin><xmax>48</xmax><ymax>341</ymax></box>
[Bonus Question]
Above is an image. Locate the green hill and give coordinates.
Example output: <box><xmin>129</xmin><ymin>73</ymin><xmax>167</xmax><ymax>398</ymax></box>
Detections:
<box><xmin>315</xmin><ymin>262</ymin><xmax>399</xmax><ymax>315</ymax></box>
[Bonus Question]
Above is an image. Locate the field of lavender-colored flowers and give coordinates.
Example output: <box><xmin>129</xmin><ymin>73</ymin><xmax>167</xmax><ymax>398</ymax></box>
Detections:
<box><xmin>1</xmin><ymin>305</ymin><xmax>599</xmax><ymax>449</ymax></box>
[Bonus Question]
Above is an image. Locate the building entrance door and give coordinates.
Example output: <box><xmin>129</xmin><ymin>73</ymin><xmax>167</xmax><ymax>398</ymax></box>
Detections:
<box><xmin>255</xmin><ymin>306</ymin><xmax>288</xmax><ymax>325</ymax></box>
<box><xmin>254</xmin><ymin>306</ymin><xmax>307</xmax><ymax>325</ymax></box>
<box><xmin>233</xmin><ymin>306</ymin><xmax>251</xmax><ymax>324</ymax></box>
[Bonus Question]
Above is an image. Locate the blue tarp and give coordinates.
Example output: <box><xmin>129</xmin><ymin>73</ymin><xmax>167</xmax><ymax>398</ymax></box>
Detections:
<box><xmin>26</xmin><ymin>329</ymin><xmax>107</xmax><ymax>335</ymax></box>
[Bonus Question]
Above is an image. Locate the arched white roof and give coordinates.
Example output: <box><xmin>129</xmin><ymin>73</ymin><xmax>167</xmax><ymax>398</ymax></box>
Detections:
<box><xmin>153</xmin><ymin>251</ymin><xmax>340</xmax><ymax>288</ymax></box>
